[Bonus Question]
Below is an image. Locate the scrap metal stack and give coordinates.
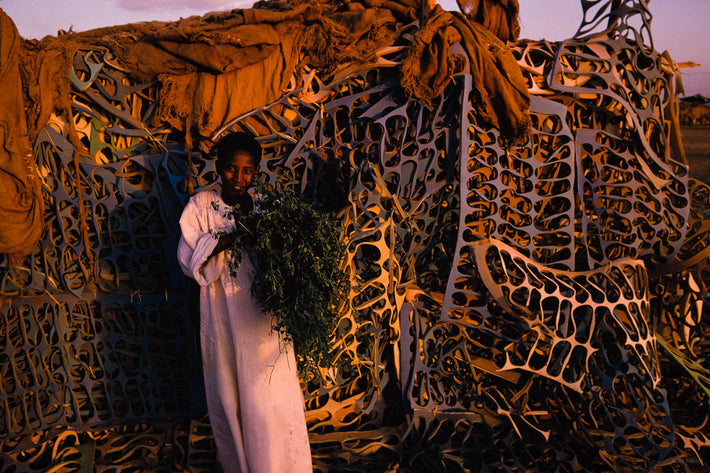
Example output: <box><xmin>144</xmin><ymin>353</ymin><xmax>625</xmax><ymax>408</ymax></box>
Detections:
<box><xmin>0</xmin><ymin>0</ymin><xmax>707</xmax><ymax>471</ymax></box>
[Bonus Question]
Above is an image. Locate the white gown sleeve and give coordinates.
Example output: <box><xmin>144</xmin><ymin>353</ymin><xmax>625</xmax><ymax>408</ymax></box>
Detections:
<box><xmin>177</xmin><ymin>194</ymin><xmax>227</xmax><ymax>286</ymax></box>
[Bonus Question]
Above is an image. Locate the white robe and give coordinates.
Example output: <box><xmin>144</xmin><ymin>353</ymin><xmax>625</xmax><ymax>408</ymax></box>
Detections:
<box><xmin>177</xmin><ymin>189</ymin><xmax>313</xmax><ymax>473</ymax></box>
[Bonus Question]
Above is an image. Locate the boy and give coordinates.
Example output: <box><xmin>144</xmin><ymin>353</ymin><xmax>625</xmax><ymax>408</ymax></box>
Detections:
<box><xmin>177</xmin><ymin>131</ymin><xmax>312</xmax><ymax>473</ymax></box>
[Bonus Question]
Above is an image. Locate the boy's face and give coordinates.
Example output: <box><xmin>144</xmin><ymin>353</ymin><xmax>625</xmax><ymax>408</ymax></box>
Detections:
<box><xmin>218</xmin><ymin>150</ymin><xmax>258</xmax><ymax>203</ymax></box>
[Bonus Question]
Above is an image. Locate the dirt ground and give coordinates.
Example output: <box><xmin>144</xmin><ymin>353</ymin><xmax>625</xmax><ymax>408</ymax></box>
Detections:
<box><xmin>681</xmin><ymin>126</ymin><xmax>710</xmax><ymax>183</ymax></box>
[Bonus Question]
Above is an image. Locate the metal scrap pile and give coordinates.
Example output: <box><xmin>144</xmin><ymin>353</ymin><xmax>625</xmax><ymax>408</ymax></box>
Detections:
<box><xmin>0</xmin><ymin>0</ymin><xmax>707</xmax><ymax>472</ymax></box>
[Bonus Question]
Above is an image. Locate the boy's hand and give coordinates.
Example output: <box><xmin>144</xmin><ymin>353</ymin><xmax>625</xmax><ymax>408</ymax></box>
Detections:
<box><xmin>212</xmin><ymin>232</ymin><xmax>236</xmax><ymax>257</ymax></box>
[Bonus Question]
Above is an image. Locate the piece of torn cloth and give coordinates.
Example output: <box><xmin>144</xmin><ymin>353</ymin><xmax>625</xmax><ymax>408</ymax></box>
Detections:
<box><xmin>0</xmin><ymin>9</ymin><xmax>43</xmax><ymax>258</ymax></box>
<box><xmin>400</xmin><ymin>5</ymin><xmax>530</xmax><ymax>146</ymax></box>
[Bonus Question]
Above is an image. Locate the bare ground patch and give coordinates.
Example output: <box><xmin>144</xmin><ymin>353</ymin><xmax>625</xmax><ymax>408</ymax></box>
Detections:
<box><xmin>681</xmin><ymin>126</ymin><xmax>710</xmax><ymax>183</ymax></box>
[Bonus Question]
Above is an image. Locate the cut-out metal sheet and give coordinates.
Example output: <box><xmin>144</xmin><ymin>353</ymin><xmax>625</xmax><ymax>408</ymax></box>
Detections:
<box><xmin>0</xmin><ymin>48</ymin><xmax>205</xmax><ymax>457</ymax></box>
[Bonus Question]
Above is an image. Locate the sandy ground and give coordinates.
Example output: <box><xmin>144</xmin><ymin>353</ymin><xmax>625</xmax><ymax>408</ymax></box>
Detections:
<box><xmin>681</xmin><ymin>126</ymin><xmax>710</xmax><ymax>183</ymax></box>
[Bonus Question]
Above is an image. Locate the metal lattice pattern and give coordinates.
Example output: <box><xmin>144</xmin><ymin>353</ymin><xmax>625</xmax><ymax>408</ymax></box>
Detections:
<box><xmin>513</xmin><ymin>35</ymin><xmax>689</xmax><ymax>271</ymax></box>
<box><xmin>0</xmin><ymin>48</ymin><xmax>206</xmax><ymax>465</ymax></box>
<box><xmin>1</xmin><ymin>419</ymin><xmax>219</xmax><ymax>472</ymax></box>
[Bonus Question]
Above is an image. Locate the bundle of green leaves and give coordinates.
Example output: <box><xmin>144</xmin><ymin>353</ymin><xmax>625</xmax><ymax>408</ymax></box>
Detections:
<box><xmin>221</xmin><ymin>181</ymin><xmax>349</xmax><ymax>371</ymax></box>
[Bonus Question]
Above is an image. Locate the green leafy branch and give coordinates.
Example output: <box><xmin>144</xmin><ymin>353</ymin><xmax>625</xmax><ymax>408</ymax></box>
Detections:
<box><xmin>221</xmin><ymin>179</ymin><xmax>349</xmax><ymax>372</ymax></box>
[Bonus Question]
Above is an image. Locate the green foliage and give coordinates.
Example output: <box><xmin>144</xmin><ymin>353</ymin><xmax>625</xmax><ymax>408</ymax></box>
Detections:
<box><xmin>223</xmin><ymin>181</ymin><xmax>349</xmax><ymax>371</ymax></box>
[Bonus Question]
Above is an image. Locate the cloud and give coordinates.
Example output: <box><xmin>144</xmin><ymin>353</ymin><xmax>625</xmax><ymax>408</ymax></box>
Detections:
<box><xmin>113</xmin><ymin>0</ymin><xmax>254</xmax><ymax>14</ymax></box>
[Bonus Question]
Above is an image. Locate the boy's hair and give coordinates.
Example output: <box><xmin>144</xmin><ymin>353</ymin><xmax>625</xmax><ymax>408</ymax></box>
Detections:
<box><xmin>214</xmin><ymin>131</ymin><xmax>262</xmax><ymax>166</ymax></box>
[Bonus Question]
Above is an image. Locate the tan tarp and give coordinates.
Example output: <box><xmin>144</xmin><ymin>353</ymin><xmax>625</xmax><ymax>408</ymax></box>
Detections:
<box><xmin>0</xmin><ymin>11</ymin><xmax>43</xmax><ymax>259</ymax></box>
<box><xmin>400</xmin><ymin>6</ymin><xmax>530</xmax><ymax>145</ymax></box>
<box><xmin>3</xmin><ymin>0</ymin><xmax>530</xmax><ymax>257</ymax></box>
<box><xmin>454</xmin><ymin>0</ymin><xmax>521</xmax><ymax>42</ymax></box>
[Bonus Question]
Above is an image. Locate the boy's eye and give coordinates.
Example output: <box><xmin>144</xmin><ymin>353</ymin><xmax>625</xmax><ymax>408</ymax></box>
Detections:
<box><xmin>221</xmin><ymin>165</ymin><xmax>255</xmax><ymax>175</ymax></box>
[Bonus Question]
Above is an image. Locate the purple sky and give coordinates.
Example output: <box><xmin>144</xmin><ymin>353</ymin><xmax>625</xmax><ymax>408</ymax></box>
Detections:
<box><xmin>1</xmin><ymin>0</ymin><xmax>708</xmax><ymax>96</ymax></box>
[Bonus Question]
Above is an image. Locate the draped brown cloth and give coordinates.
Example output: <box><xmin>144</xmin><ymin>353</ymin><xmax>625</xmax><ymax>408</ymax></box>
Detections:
<box><xmin>4</xmin><ymin>0</ymin><xmax>530</xmax><ymax>257</ymax></box>
<box><xmin>455</xmin><ymin>0</ymin><xmax>521</xmax><ymax>43</ymax></box>
<box><xmin>400</xmin><ymin>4</ymin><xmax>530</xmax><ymax>147</ymax></box>
<box><xmin>0</xmin><ymin>11</ymin><xmax>43</xmax><ymax>258</ymax></box>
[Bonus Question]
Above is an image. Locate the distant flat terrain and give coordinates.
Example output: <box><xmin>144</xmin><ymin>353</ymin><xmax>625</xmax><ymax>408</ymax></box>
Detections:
<box><xmin>681</xmin><ymin>126</ymin><xmax>710</xmax><ymax>183</ymax></box>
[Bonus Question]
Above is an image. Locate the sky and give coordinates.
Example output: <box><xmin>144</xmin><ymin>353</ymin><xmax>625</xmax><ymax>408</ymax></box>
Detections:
<box><xmin>1</xmin><ymin>0</ymin><xmax>708</xmax><ymax>97</ymax></box>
